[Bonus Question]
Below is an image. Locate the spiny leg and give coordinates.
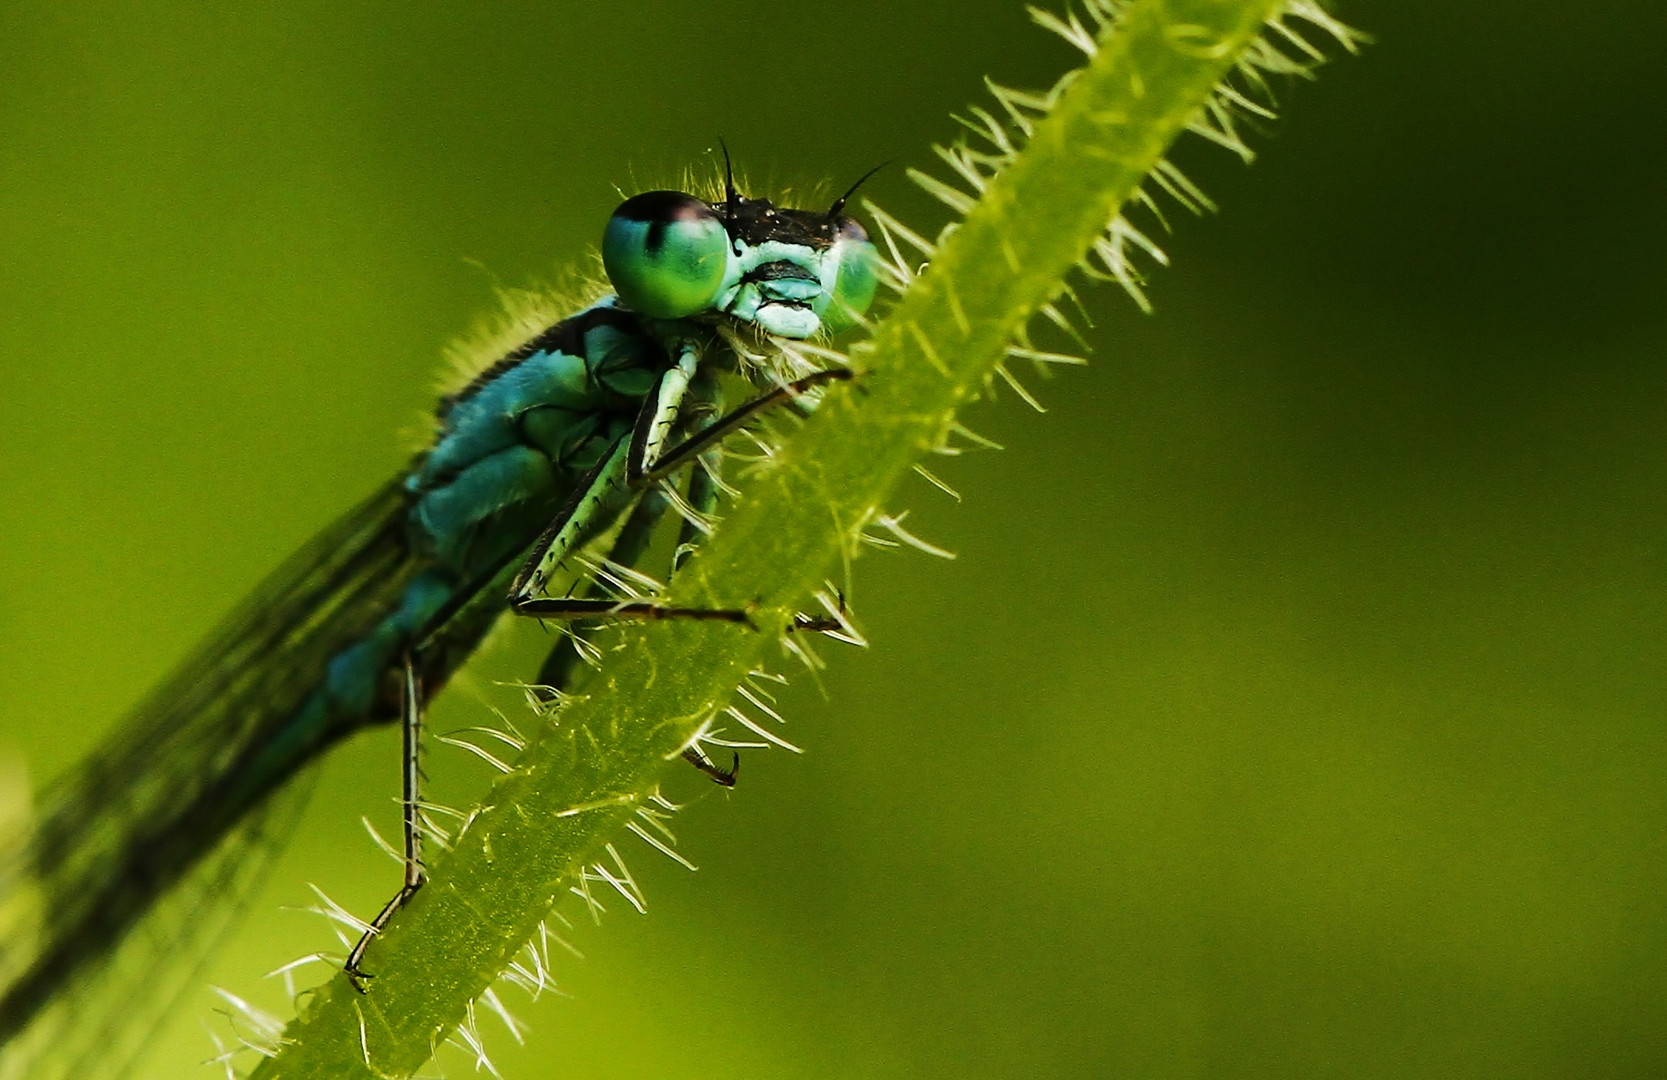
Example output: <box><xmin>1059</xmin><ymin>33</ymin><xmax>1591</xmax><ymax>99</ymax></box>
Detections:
<box><xmin>507</xmin><ymin>435</ymin><xmax>747</xmax><ymax>626</ymax></box>
<box><xmin>510</xmin><ymin>358</ymin><xmax>729</xmax><ymax>624</ymax></box>
<box><xmin>634</xmin><ymin>367</ymin><xmax>852</xmax><ymax>485</ymax></box>
<box><xmin>530</xmin><ymin>487</ymin><xmax>670</xmax><ymax>698</ymax></box>
<box><xmin>671</xmin><ymin>373</ymin><xmax>725</xmax><ymax>573</ymax></box>
<box><xmin>538</xmin><ymin>385</ymin><xmax>744</xmax><ymax>786</ymax></box>
<box><xmin>513</xmin><ymin>366</ymin><xmax>855</xmax><ymax>782</ymax></box>
<box><xmin>667</xmin><ymin>413</ymin><xmax>739</xmax><ymax>786</ymax></box>
<box><xmin>525</xmin><ymin>485</ymin><xmax>742</xmax><ymax>788</ymax></box>
<box><xmin>510</xmin><ymin>363</ymin><xmax>851</xmax><ymax>615</ymax></box>
<box><xmin>345</xmin><ymin>655</ymin><xmax>426</xmax><ymax>990</ymax></box>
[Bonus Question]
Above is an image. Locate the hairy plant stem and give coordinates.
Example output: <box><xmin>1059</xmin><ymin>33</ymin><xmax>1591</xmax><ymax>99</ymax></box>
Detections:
<box><xmin>254</xmin><ymin>1</ymin><xmax>1302</xmax><ymax>1074</ymax></box>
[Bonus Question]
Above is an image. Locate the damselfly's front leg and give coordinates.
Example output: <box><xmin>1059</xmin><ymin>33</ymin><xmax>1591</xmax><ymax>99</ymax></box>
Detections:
<box><xmin>505</xmin><ymin>435</ymin><xmax>752</xmax><ymax>626</ymax></box>
<box><xmin>345</xmin><ymin>655</ymin><xmax>425</xmax><ymax>991</ymax></box>
<box><xmin>632</xmin><ymin>366</ymin><xmax>853</xmax><ymax>486</ymax></box>
<box><xmin>507</xmin><ymin>356</ymin><xmax>851</xmax><ymax>624</ymax></box>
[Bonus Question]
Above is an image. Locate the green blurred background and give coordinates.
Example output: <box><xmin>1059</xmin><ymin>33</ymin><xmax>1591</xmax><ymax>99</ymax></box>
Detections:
<box><xmin>3</xmin><ymin>1</ymin><xmax>1664</xmax><ymax>1076</ymax></box>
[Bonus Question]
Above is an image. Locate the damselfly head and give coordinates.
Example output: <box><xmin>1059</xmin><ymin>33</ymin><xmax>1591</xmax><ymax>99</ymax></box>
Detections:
<box><xmin>602</xmin><ymin>184</ymin><xmax>877</xmax><ymax>339</ymax></box>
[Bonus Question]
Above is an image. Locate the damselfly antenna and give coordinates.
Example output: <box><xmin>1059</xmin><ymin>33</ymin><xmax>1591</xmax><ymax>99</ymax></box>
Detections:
<box><xmin>717</xmin><ymin>138</ymin><xmax>742</xmax><ymax>253</ymax></box>
<box><xmin>718</xmin><ymin>139</ymin><xmax>740</xmax><ymax>218</ymax></box>
<box><xmin>828</xmin><ymin>162</ymin><xmax>889</xmax><ymax>219</ymax></box>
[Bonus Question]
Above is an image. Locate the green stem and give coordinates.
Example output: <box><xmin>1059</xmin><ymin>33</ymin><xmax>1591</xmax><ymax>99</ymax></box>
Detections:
<box><xmin>254</xmin><ymin>1</ymin><xmax>1308</xmax><ymax>1074</ymax></box>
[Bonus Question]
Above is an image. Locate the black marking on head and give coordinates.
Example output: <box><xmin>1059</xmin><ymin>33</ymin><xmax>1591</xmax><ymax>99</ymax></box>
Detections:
<box><xmin>723</xmin><ymin>196</ymin><xmax>839</xmax><ymax>250</ymax></box>
<box><xmin>612</xmin><ymin>191</ymin><xmax>714</xmax><ymax>259</ymax></box>
<box><xmin>613</xmin><ymin>190</ymin><xmax>698</xmax><ymax>222</ymax></box>
<box><xmin>745</xmin><ymin>260</ymin><xmax>819</xmax><ymax>284</ymax></box>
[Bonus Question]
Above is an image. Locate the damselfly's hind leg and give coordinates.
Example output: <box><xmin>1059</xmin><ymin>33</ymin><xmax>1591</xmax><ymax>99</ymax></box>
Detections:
<box><xmin>345</xmin><ymin>655</ymin><xmax>426</xmax><ymax>991</ymax></box>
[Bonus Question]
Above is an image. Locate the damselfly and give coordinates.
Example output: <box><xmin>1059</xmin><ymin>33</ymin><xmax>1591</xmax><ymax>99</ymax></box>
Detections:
<box><xmin>0</xmin><ymin>160</ymin><xmax>879</xmax><ymax>1078</ymax></box>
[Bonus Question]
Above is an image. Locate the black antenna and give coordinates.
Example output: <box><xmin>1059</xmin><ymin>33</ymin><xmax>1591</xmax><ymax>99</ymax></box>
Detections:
<box><xmin>717</xmin><ymin>138</ymin><xmax>740</xmax><ymax>222</ymax></box>
<box><xmin>828</xmin><ymin>161</ymin><xmax>890</xmax><ymax>218</ymax></box>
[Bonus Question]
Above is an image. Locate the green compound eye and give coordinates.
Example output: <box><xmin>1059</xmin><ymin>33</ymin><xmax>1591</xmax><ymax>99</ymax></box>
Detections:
<box><xmin>602</xmin><ymin>191</ymin><xmax>731</xmax><ymax>319</ymax></box>
<box><xmin>819</xmin><ymin>216</ymin><xmax>879</xmax><ymax>333</ymax></box>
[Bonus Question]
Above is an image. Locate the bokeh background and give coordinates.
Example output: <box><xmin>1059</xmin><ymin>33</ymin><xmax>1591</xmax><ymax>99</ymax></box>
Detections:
<box><xmin>3</xmin><ymin>1</ymin><xmax>1664</xmax><ymax>1077</ymax></box>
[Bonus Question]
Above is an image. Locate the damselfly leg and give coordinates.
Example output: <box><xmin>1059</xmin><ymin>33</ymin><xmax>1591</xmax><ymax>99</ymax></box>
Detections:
<box><xmin>345</xmin><ymin>365</ymin><xmax>852</xmax><ymax>988</ymax></box>
<box><xmin>344</xmin><ymin>657</ymin><xmax>425</xmax><ymax>990</ymax></box>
